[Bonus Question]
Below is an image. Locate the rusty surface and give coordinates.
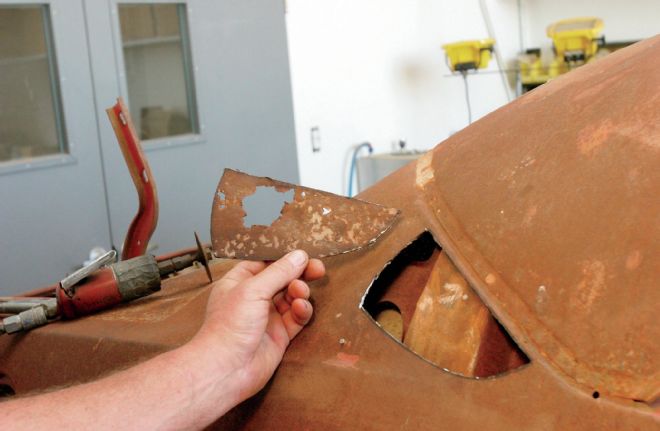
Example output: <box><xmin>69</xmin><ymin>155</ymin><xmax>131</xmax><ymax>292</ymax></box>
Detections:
<box><xmin>211</xmin><ymin>169</ymin><xmax>399</xmax><ymax>260</ymax></box>
<box><xmin>414</xmin><ymin>38</ymin><xmax>660</xmax><ymax>402</ymax></box>
<box><xmin>1</xmin><ymin>38</ymin><xmax>659</xmax><ymax>429</ymax></box>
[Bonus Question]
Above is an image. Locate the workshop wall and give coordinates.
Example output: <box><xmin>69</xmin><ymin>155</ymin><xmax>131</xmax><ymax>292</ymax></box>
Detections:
<box><xmin>287</xmin><ymin>0</ymin><xmax>519</xmax><ymax>195</ymax></box>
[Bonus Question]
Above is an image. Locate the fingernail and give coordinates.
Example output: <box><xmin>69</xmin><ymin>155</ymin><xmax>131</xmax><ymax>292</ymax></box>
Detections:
<box><xmin>288</xmin><ymin>250</ymin><xmax>307</xmax><ymax>266</ymax></box>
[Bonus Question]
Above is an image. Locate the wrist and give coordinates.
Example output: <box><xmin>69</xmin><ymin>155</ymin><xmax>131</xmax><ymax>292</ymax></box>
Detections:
<box><xmin>169</xmin><ymin>340</ymin><xmax>245</xmax><ymax>425</ymax></box>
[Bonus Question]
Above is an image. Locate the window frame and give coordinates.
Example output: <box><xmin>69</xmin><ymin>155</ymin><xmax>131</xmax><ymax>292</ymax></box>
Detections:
<box><xmin>110</xmin><ymin>0</ymin><xmax>205</xmax><ymax>152</ymax></box>
<box><xmin>0</xmin><ymin>1</ymin><xmax>74</xmax><ymax>176</ymax></box>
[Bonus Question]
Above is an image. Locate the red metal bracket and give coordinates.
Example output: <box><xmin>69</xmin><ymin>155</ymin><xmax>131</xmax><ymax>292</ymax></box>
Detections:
<box><xmin>106</xmin><ymin>98</ymin><xmax>159</xmax><ymax>260</ymax></box>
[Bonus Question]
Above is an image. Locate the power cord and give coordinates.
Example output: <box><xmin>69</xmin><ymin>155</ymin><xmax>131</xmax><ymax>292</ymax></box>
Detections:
<box><xmin>462</xmin><ymin>71</ymin><xmax>472</xmax><ymax>124</ymax></box>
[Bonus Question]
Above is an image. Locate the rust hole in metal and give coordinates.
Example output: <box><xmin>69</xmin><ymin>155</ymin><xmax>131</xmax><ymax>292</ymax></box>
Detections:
<box><xmin>362</xmin><ymin>232</ymin><xmax>529</xmax><ymax>378</ymax></box>
<box><xmin>242</xmin><ymin>186</ymin><xmax>294</xmax><ymax>228</ymax></box>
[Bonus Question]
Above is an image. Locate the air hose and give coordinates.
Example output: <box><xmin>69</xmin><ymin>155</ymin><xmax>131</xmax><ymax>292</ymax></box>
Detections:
<box><xmin>347</xmin><ymin>142</ymin><xmax>373</xmax><ymax>197</ymax></box>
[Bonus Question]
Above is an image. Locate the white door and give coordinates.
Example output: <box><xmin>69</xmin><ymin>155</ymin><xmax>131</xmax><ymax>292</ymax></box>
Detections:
<box><xmin>0</xmin><ymin>1</ymin><xmax>112</xmax><ymax>293</ymax></box>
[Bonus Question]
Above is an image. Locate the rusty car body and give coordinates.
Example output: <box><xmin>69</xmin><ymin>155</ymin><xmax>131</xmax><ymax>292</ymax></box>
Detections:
<box><xmin>1</xmin><ymin>36</ymin><xmax>659</xmax><ymax>430</ymax></box>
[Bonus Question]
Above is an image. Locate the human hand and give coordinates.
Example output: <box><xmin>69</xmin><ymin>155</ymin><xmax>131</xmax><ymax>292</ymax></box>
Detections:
<box><xmin>188</xmin><ymin>250</ymin><xmax>325</xmax><ymax>403</ymax></box>
<box><xmin>0</xmin><ymin>250</ymin><xmax>325</xmax><ymax>431</ymax></box>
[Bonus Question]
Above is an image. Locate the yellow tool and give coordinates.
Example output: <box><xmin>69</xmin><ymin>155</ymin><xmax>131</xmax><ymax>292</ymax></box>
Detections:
<box><xmin>519</xmin><ymin>17</ymin><xmax>605</xmax><ymax>92</ymax></box>
<box><xmin>442</xmin><ymin>38</ymin><xmax>495</xmax><ymax>72</ymax></box>
<box><xmin>441</xmin><ymin>39</ymin><xmax>495</xmax><ymax>125</ymax></box>
<box><xmin>547</xmin><ymin>17</ymin><xmax>604</xmax><ymax>63</ymax></box>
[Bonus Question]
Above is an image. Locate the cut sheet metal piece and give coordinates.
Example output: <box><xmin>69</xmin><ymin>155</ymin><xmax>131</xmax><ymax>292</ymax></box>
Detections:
<box><xmin>211</xmin><ymin>169</ymin><xmax>400</xmax><ymax>260</ymax></box>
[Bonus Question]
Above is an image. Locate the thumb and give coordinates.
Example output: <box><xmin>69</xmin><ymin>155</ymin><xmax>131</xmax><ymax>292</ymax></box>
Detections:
<box><xmin>243</xmin><ymin>250</ymin><xmax>309</xmax><ymax>300</ymax></box>
<box><xmin>214</xmin><ymin>260</ymin><xmax>267</xmax><ymax>291</ymax></box>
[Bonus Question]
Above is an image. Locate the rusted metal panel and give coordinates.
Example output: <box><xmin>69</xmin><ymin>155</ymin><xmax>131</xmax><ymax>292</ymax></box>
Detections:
<box><xmin>211</xmin><ymin>169</ymin><xmax>399</xmax><ymax>260</ymax></box>
<box><xmin>415</xmin><ymin>36</ymin><xmax>660</xmax><ymax>403</ymax></box>
<box><xmin>1</xmin><ymin>37</ymin><xmax>659</xmax><ymax>430</ymax></box>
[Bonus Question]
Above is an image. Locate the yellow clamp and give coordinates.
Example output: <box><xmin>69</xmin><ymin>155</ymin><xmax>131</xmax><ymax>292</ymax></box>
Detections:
<box><xmin>547</xmin><ymin>17</ymin><xmax>604</xmax><ymax>62</ymax></box>
<box><xmin>442</xmin><ymin>38</ymin><xmax>495</xmax><ymax>72</ymax></box>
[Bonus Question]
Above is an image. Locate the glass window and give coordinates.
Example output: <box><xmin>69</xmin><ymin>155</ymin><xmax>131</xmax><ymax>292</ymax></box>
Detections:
<box><xmin>0</xmin><ymin>5</ymin><xmax>67</xmax><ymax>163</ymax></box>
<box><xmin>118</xmin><ymin>3</ymin><xmax>198</xmax><ymax>141</ymax></box>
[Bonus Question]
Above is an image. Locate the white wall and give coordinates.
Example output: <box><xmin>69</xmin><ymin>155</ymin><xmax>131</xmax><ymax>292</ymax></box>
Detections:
<box><xmin>286</xmin><ymin>0</ymin><xmax>416</xmax><ymax>194</ymax></box>
<box><xmin>286</xmin><ymin>0</ymin><xmax>519</xmax><ymax>195</ymax></box>
<box><xmin>286</xmin><ymin>0</ymin><xmax>659</xmax><ymax>195</ymax></box>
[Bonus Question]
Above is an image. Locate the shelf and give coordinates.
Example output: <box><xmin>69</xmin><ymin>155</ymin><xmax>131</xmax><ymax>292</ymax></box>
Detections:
<box><xmin>0</xmin><ymin>53</ymin><xmax>47</xmax><ymax>67</ymax></box>
<box><xmin>122</xmin><ymin>35</ymin><xmax>181</xmax><ymax>49</ymax></box>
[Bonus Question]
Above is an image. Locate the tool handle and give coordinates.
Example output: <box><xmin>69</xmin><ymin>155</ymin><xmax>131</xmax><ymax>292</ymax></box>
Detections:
<box><xmin>56</xmin><ymin>255</ymin><xmax>161</xmax><ymax>319</ymax></box>
<box><xmin>114</xmin><ymin>255</ymin><xmax>161</xmax><ymax>302</ymax></box>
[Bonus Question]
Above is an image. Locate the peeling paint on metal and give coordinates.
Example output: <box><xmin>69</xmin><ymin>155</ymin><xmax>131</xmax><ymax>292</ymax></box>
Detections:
<box><xmin>571</xmin><ymin>260</ymin><xmax>606</xmax><ymax>312</ymax></box>
<box><xmin>211</xmin><ymin>170</ymin><xmax>400</xmax><ymax>260</ymax></box>
<box><xmin>578</xmin><ymin>120</ymin><xmax>615</xmax><ymax>156</ymax></box>
<box><xmin>415</xmin><ymin>151</ymin><xmax>434</xmax><ymax>189</ymax></box>
<box><xmin>323</xmin><ymin>352</ymin><xmax>360</xmax><ymax>370</ymax></box>
<box><xmin>439</xmin><ymin>282</ymin><xmax>463</xmax><ymax>307</ymax></box>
